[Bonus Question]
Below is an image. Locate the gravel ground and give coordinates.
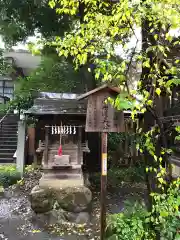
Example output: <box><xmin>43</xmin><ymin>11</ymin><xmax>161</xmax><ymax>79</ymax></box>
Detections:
<box><xmin>0</xmin><ymin>169</ymin><xmax>147</xmax><ymax>240</ymax></box>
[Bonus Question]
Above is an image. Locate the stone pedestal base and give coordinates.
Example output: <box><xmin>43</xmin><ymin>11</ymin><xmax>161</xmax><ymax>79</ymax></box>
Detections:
<box><xmin>30</xmin><ymin>184</ymin><xmax>92</xmax><ymax>224</ymax></box>
<box><xmin>39</xmin><ymin>175</ymin><xmax>84</xmax><ymax>189</ymax></box>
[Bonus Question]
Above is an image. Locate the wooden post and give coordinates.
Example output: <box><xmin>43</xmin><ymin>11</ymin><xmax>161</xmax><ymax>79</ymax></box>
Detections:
<box><xmin>27</xmin><ymin>126</ymin><xmax>36</xmax><ymax>165</ymax></box>
<box><xmin>100</xmin><ymin>132</ymin><xmax>107</xmax><ymax>240</ymax></box>
<box><xmin>44</xmin><ymin>126</ymin><xmax>49</xmax><ymax>167</ymax></box>
<box><xmin>78</xmin><ymin>126</ymin><xmax>82</xmax><ymax>165</ymax></box>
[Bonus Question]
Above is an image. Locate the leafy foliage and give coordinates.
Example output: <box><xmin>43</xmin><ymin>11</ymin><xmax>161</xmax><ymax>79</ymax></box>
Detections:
<box><xmin>15</xmin><ymin>56</ymin><xmax>82</xmax><ymax>94</ymax></box>
<box><xmin>106</xmin><ymin>178</ymin><xmax>180</xmax><ymax>240</ymax></box>
<box><xmin>0</xmin><ymin>0</ymin><xmax>72</xmax><ymax>46</ymax></box>
<box><xmin>106</xmin><ymin>200</ymin><xmax>155</xmax><ymax>240</ymax></box>
<box><xmin>90</xmin><ymin>166</ymin><xmax>145</xmax><ymax>190</ymax></box>
<box><xmin>7</xmin><ymin>56</ymin><xmax>83</xmax><ymax>113</ymax></box>
<box><xmin>48</xmin><ymin>0</ymin><xmax>180</xmax><ymax>238</ymax></box>
<box><xmin>0</xmin><ymin>164</ymin><xmax>20</xmax><ymax>187</ymax></box>
<box><xmin>108</xmin><ymin>132</ymin><xmax>144</xmax><ymax>153</ymax></box>
<box><xmin>9</xmin><ymin>93</ymin><xmax>34</xmax><ymax>112</ymax></box>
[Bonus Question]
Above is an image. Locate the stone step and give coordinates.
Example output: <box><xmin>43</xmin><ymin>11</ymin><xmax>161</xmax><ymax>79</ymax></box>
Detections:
<box><xmin>0</xmin><ymin>148</ymin><xmax>16</xmax><ymax>153</ymax></box>
<box><xmin>42</xmin><ymin>173</ymin><xmax>83</xmax><ymax>180</ymax></box>
<box><xmin>0</xmin><ymin>138</ymin><xmax>17</xmax><ymax>146</ymax></box>
<box><xmin>0</xmin><ymin>133</ymin><xmax>17</xmax><ymax>137</ymax></box>
<box><xmin>0</xmin><ymin>152</ymin><xmax>15</xmax><ymax>158</ymax></box>
<box><xmin>1</xmin><ymin>122</ymin><xmax>18</xmax><ymax>125</ymax></box>
<box><xmin>43</xmin><ymin>167</ymin><xmax>82</xmax><ymax>174</ymax></box>
<box><xmin>0</xmin><ymin>135</ymin><xmax>17</xmax><ymax>139</ymax></box>
<box><xmin>0</xmin><ymin>158</ymin><xmax>15</xmax><ymax>163</ymax></box>
<box><xmin>0</xmin><ymin>130</ymin><xmax>17</xmax><ymax>133</ymax></box>
<box><xmin>43</xmin><ymin>164</ymin><xmax>82</xmax><ymax>171</ymax></box>
<box><xmin>0</xmin><ymin>135</ymin><xmax>17</xmax><ymax>141</ymax></box>
<box><xmin>0</xmin><ymin>139</ymin><xmax>17</xmax><ymax>143</ymax></box>
<box><xmin>1</xmin><ymin>126</ymin><xmax>17</xmax><ymax>129</ymax></box>
<box><xmin>0</xmin><ymin>144</ymin><xmax>17</xmax><ymax>149</ymax></box>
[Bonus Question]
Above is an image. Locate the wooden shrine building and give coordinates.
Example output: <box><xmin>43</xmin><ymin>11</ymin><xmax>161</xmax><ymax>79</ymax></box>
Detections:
<box><xmin>25</xmin><ymin>92</ymin><xmax>101</xmax><ymax>187</ymax></box>
<box><xmin>24</xmin><ymin>87</ymin><xmax>143</xmax><ymax>187</ymax></box>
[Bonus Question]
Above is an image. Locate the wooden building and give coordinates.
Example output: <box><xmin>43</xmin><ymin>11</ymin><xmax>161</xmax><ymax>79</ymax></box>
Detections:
<box><xmin>24</xmin><ymin>87</ymin><xmax>144</xmax><ymax>187</ymax></box>
<box><xmin>25</xmin><ymin>92</ymin><xmax>102</xmax><ymax>186</ymax></box>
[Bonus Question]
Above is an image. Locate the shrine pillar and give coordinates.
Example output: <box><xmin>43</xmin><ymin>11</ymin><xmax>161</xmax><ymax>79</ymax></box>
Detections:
<box><xmin>16</xmin><ymin>120</ymin><xmax>26</xmax><ymax>177</ymax></box>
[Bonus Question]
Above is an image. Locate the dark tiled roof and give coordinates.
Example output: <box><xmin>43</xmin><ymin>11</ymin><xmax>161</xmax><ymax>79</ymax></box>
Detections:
<box><xmin>26</xmin><ymin>95</ymin><xmax>87</xmax><ymax>115</ymax></box>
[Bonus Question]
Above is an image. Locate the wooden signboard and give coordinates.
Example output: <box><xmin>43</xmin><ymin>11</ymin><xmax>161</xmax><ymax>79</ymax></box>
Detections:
<box><xmin>85</xmin><ymin>89</ymin><xmax>125</xmax><ymax>133</ymax></box>
<box><xmin>78</xmin><ymin>85</ymin><xmax>125</xmax><ymax>240</ymax></box>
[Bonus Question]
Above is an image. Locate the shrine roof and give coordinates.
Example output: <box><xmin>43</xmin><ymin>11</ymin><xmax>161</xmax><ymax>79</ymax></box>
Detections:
<box><xmin>77</xmin><ymin>84</ymin><xmax>121</xmax><ymax>100</ymax></box>
<box><xmin>26</xmin><ymin>92</ymin><xmax>86</xmax><ymax>115</ymax></box>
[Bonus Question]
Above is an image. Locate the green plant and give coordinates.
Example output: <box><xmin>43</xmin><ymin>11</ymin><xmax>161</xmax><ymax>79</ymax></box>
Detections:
<box><xmin>106</xmin><ymin>200</ymin><xmax>155</xmax><ymax>240</ymax></box>
<box><xmin>0</xmin><ymin>103</ymin><xmax>9</xmax><ymax>114</ymax></box>
<box><xmin>0</xmin><ymin>164</ymin><xmax>21</xmax><ymax>187</ymax></box>
<box><xmin>15</xmin><ymin>56</ymin><xmax>81</xmax><ymax>95</ymax></box>
<box><xmin>150</xmin><ymin>178</ymin><xmax>180</xmax><ymax>240</ymax></box>
<box><xmin>48</xmin><ymin>1</ymin><xmax>180</xmax><ymax>239</ymax></box>
<box><xmin>9</xmin><ymin>93</ymin><xmax>34</xmax><ymax>112</ymax></box>
<box><xmin>106</xmin><ymin>179</ymin><xmax>180</xmax><ymax>240</ymax></box>
<box><xmin>25</xmin><ymin>164</ymin><xmax>37</xmax><ymax>172</ymax></box>
<box><xmin>90</xmin><ymin>166</ymin><xmax>145</xmax><ymax>190</ymax></box>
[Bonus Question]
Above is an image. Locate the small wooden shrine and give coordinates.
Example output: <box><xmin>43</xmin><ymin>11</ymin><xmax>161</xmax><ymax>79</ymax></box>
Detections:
<box><xmin>26</xmin><ymin>92</ymin><xmax>90</xmax><ymax>187</ymax></box>
<box><xmin>25</xmin><ymin>88</ymin><xmax>141</xmax><ymax>187</ymax></box>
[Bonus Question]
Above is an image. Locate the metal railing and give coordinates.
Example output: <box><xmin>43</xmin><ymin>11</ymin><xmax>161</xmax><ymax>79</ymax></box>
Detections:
<box><xmin>0</xmin><ymin>109</ymin><xmax>11</xmax><ymax>135</ymax></box>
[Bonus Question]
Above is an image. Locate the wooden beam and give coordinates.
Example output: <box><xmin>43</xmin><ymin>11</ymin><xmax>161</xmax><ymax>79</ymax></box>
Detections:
<box><xmin>100</xmin><ymin>132</ymin><xmax>107</xmax><ymax>240</ymax></box>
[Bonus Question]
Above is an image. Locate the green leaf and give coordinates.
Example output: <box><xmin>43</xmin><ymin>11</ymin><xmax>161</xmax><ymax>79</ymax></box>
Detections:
<box><xmin>156</xmin><ymin>88</ymin><xmax>161</xmax><ymax>96</ymax></box>
<box><xmin>160</xmin><ymin>211</ymin><xmax>168</xmax><ymax>217</ymax></box>
<box><xmin>158</xmin><ymin>177</ymin><xmax>164</xmax><ymax>184</ymax></box>
<box><xmin>115</xmin><ymin>97</ymin><xmax>133</xmax><ymax>110</ymax></box>
<box><xmin>166</xmin><ymin>78</ymin><xmax>180</xmax><ymax>87</ymax></box>
<box><xmin>49</xmin><ymin>0</ymin><xmax>56</xmax><ymax>9</ymax></box>
<box><xmin>175</xmin><ymin>234</ymin><xmax>180</xmax><ymax>240</ymax></box>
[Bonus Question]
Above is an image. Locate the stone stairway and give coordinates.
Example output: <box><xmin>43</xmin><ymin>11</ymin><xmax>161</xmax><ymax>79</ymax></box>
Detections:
<box><xmin>0</xmin><ymin>114</ymin><xmax>19</xmax><ymax>163</ymax></box>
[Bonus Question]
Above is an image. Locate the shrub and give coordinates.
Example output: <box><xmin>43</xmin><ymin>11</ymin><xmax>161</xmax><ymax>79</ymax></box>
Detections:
<box><xmin>0</xmin><ymin>164</ymin><xmax>21</xmax><ymax>187</ymax></box>
<box><xmin>90</xmin><ymin>166</ymin><xmax>145</xmax><ymax>190</ymax></box>
<box><xmin>106</xmin><ymin>200</ymin><xmax>155</xmax><ymax>240</ymax></box>
<box><xmin>106</xmin><ymin>179</ymin><xmax>180</xmax><ymax>240</ymax></box>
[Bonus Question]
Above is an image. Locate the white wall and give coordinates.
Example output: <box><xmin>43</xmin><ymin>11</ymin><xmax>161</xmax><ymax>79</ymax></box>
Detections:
<box><xmin>4</xmin><ymin>51</ymin><xmax>41</xmax><ymax>76</ymax></box>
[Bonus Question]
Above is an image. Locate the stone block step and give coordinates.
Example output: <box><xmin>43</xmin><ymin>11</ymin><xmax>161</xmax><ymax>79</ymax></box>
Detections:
<box><xmin>42</xmin><ymin>173</ymin><xmax>83</xmax><ymax>180</ymax></box>
<box><xmin>0</xmin><ymin>152</ymin><xmax>15</xmax><ymax>158</ymax></box>
<box><xmin>1</xmin><ymin>122</ymin><xmax>18</xmax><ymax>126</ymax></box>
<box><xmin>0</xmin><ymin>148</ymin><xmax>16</xmax><ymax>153</ymax></box>
<box><xmin>0</xmin><ymin>135</ymin><xmax>17</xmax><ymax>139</ymax></box>
<box><xmin>0</xmin><ymin>158</ymin><xmax>15</xmax><ymax>163</ymax></box>
<box><xmin>0</xmin><ymin>129</ymin><xmax>17</xmax><ymax>135</ymax></box>
<box><xmin>1</xmin><ymin>126</ymin><xmax>17</xmax><ymax>130</ymax></box>
<box><xmin>0</xmin><ymin>127</ymin><xmax>17</xmax><ymax>130</ymax></box>
<box><xmin>0</xmin><ymin>135</ymin><xmax>17</xmax><ymax>141</ymax></box>
<box><xmin>43</xmin><ymin>167</ymin><xmax>82</xmax><ymax>174</ymax></box>
<box><xmin>0</xmin><ymin>144</ymin><xmax>17</xmax><ymax>149</ymax></box>
<box><xmin>39</xmin><ymin>177</ymin><xmax>84</xmax><ymax>188</ymax></box>
<box><xmin>0</xmin><ymin>136</ymin><xmax>17</xmax><ymax>139</ymax></box>
<box><xmin>43</xmin><ymin>164</ymin><xmax>82</xmax><ymax>171</ymax></box>
<box><xmin>0</xmin><ymin>141</ymin><xmax>17</xmax><ymax>145</ymax></box>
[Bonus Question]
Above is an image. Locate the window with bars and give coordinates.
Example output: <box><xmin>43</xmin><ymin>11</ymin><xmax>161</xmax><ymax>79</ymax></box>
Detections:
<box><xmin>0</xmin><ymin>79</ymin><xmax>14</xmax><ymax>99</ymax></box>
